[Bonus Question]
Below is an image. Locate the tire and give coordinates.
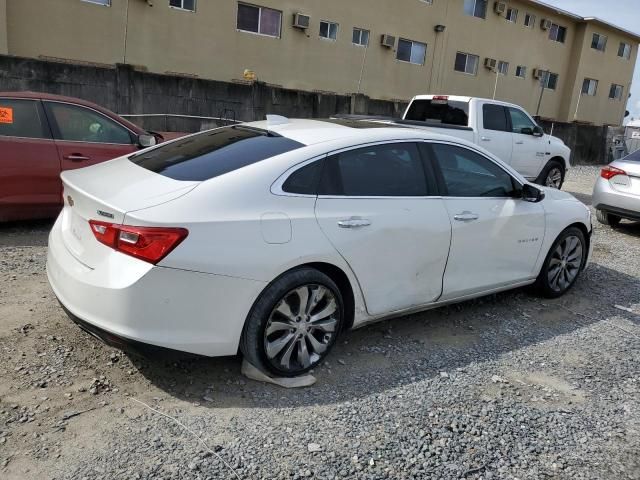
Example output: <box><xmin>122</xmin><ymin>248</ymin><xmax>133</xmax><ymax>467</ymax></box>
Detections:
<box><xmin>595</xmin><ymin>209</ymin><xmax>622</xmax><ymax>227</ymax></box>
<box><xmin>535</xmin><ymin>160</ymin><xmax>565</xmax><ymax>189</ymax></box>
<box><xmin>533</xmin><ymin>226</ymin><xmax>586</xmax><ymax>298</ymax></box>
<box><xmin>240</xmin><ymin>268</ymin><xmax>344</xmax><ymax>377</ymax></box>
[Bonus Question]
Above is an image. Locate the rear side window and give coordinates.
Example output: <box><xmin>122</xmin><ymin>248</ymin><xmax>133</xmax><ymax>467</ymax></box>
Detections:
<box><xmin>0</xmin><ymin>99</ymin><xmax>50</xmax><ymax>139</ymax></box>
<box><xmin>282</xmin><ymin>160</ymin><xmax>324</xmax><ymax>194</ymax></box>
<box><xmin>131</xmin><ymin>126</ymin><xmax>304</xmax><ymax>181</ymax></box>
<box><xmin>482</xmin><ymin>104</ymin><xmax>509</xmax><ymax>132</ymax></box>
<box><xmin>319</xmin><ymin>143</ymin><xmax>428</xmax><ymax>197</ymax></box>
<box><xmin>404</xmin><ymin>99</ymin><xmax>469</xmax><ymax>126</ymax></box>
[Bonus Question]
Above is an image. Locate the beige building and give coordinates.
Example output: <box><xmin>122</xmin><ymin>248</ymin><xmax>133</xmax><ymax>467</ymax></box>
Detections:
<box><xmin>1</xmin><ymin>0</ymin><xmax>638</xmax><ymax>125</ymax></box>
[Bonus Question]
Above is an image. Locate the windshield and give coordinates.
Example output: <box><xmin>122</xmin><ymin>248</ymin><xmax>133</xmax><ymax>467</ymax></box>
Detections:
<box><xmin>404</xmin><ymin>99</ymin><xmax>470</xmax><ymax>127</ymax></box>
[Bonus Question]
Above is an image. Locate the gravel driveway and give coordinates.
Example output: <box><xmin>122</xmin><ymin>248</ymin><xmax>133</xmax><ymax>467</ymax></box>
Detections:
<box><xmin>1</xmin><ymin>166</ymin><xmax>639</xmax><ymax>480</ymax></box>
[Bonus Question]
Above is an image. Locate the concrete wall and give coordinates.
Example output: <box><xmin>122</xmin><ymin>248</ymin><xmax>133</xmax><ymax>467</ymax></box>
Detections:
<box><xmin>3</xmin><ymin>0</ymin><xmax>638</xmax><ymax>126</ymax></box>
<box><xmin>539</xmin><ymin>120</ymin><xmax>608</xmax><ymax>165</ymax></box>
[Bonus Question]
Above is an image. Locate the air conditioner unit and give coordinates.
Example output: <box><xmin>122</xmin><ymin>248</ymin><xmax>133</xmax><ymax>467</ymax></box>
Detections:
<box><xmin>532</xmin><ymin>68</ymin><xmax>544</xmax><ymax>79</ymax></box>
<box><xmin>484</xmin><ymin>58</ymin><xmax>497</xmax><ymax>69</ymax></box>
<box><xmin>494</xmin><ymin>2</ymin><xmax>506</xmax><ymax>14</ymax></box>
<box><xmin>381</xmin><ymin>34</ymin><xmax>396</xmax><ymax>48</ymax></box>
<box><xmin>292</xmin><ymin>13</ymin><xmax>310</xmax><ymax>29</ymax></box>
<box><xmin>540</xmin><ymin>19</ymin><xmax>552</xmax><ymax>30</ymax></box>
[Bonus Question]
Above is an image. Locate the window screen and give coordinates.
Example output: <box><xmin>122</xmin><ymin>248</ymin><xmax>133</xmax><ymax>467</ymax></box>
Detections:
<box><xmin>0</xmin><ymin>99</ymin><xmax>50</xmax><ymax>139</ymax></box>
<box><xmin>319</xmin><ymin>143</ymin><xmax>428</xmax><ymax>197</ymax></box>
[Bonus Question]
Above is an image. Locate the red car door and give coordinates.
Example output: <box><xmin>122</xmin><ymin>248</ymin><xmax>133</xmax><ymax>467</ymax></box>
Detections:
<box><xmin>0</xmin><ymin>98</ymin><xmax>61</xmax><ymax>221</ymax></box>
<box><xmin>43</xmin><ymin>101</ymin><xmax>139</xmax><ymax>172</ymax></box>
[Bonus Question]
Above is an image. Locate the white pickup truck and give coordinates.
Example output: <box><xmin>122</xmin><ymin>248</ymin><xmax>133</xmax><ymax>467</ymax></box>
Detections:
<box><xmin>342</xmin><ymin>95</ymin><xmax>571</xmax><ymax>189</ymax></box>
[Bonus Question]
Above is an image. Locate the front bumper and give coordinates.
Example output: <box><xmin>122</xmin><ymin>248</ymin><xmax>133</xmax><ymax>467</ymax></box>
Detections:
<box><xmin>46</xmin><ymin>218</ymin><xmax>266</xmax><ymax>357</ymax></box>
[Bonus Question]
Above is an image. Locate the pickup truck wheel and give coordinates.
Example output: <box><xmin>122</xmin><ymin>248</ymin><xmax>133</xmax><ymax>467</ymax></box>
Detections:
<box><xmin>536</xmin><ymin>160</ymin><xmax>565</xmax><ymax>189</ymax></box>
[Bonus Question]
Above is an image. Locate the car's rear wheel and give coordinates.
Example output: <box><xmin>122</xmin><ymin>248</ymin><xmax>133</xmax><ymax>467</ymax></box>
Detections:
<box><xmin>241</xmin><ymin>268</ymin><xmax>343</xmax><ymax>377</ymax></box>
<box><xmin>595</xmin><ymin>209</ymin><xmax>621</xmax><ymax>227</ymax></box>
<box><xmin>534</xmin><ymin>226</ymin><xmax>586</xmax><ymax>298</ymax></box>
<box><xmin>536</xmin><ymin>160</ymin><xmax>565</xmax><ymax>189</ymax></box>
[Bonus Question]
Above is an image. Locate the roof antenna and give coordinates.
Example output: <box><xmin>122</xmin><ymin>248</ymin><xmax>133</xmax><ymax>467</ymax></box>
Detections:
<box><xmin>266</xmin><ymin>115</ymin><xmax>289</xmax><ymax>127</ymax></box>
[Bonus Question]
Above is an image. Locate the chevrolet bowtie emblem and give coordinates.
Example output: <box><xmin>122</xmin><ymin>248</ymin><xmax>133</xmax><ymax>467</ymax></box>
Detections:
<box><xmin>67</xmin><ymin>195</ymin><xmax>74</xmax><ymax>207</ymax></box>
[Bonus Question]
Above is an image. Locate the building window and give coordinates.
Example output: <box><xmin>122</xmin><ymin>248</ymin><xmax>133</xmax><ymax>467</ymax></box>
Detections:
<box><xmin>397</xmin><ymin>39</ymin><xmax>427</xmax><ymax>65</ymax></box>
<box><xmin>454</xmin><ymin>52</ymin><xmax>479</xmax><ymax>75</ymax></box>
<box><xmin>352</xmin><ymin>28</ymin><xmax>370</xmax><ymax>46</ymax></box>
<box><xmin>609</xmin><ymin>84</ymin><xmax>624</xmax><ymax>100</ymax></box>
<box><xmin>515</xmin><ymin>65</ymin><xmax>527</xmax><ymax>78</ymax></box>
<box><xmin>581</xmin><ymin>78</ymin><xmax>598</xmax><ymax>96</ymax></box>
<box><xmin>463</xmin><ymin>0</ymin><xmax>487</xmax><ymax>19</ymax></box>
<box><xmin>544</xmin><ymin>72</ymin><xmax>559</xmax><ymax>90</ymax></box>
<box><xmin>548</xmin><ymin>23</ymin><xmax>567</xmax><ymax>43</ymax></box>
<box><xmin>82</xmin><ymin>0</ymin><xmax>110</xmax><ymax>5</ymax></box>
<box><xmin>618</xmin><ymin>42</ymin><xmax>632</xmax><ymax>59</ymax></box>
<box><xmin>237</xmin><ymin>3</ymin><xmax>282</xmax><ymax>37</ymax></box>
<box><xmin>524</xmin><ymin>13</ymin><xmax>535</xmax><ymax>28</ymax></box>
<box><xmin>505</xmin><ymin>8</ymin><xmax>518</xmax><ymax>23</ymax></box>
<box><xmin>591</xmin><ymin>33</ymin><xmax>607</xmax><ymax>52</ymax></box>
<box><xmin>419</xmin><ymin>0</ymin><xmax>434</xmax><ymax>4</ymax></box>
<box><xmin>497</xmin><ymin>61</ymin><xmax>509</xmax><ymax>75</ymax></box>
<box><xmin>319</xmin><ymin>21</ymin><xmax>339</xmax><ymax>40</ymax></box>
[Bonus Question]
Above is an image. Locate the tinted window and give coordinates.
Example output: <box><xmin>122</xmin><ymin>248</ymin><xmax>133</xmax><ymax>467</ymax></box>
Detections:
<box><xmin>404</xmin><ymin>99</ymin><xmax>470</xmax><ymax>126</ymax></box>
<box><xmin>508</xmin><ymin>108</ymin><xmax>536</xmax><ymax>134</ymax></box>
<box><xmin>282</xmin><ymin>160</ymin><xmax>323</xmax><ymax>194</ymax></box>
<box><xmin>623</xmin><ymin>149</ymin><xmax>640</xmax><ymax>162</ymax></box>
<box><xmin>319</xmin><ymin>143</ymin><xmax>427</xmax><ymax>197</ymax></box>
<box><xmin>46</xmin><ymin>102</ymin><xmax>132</xmax><ymax>144</ymax></box>
<box><xmin>431</xmin><ymin>144</ymin><xmax>515</xmax><ymax>197</ymax></box>
<box><xmin>0</xmin><ymin>99</ymin><xmax>50</xmax><ymax>139</ymax></box>
<box><xmin>131</xmin><ymin>126</ymin><xmax>304</xmax><ymax>181</ymax></box>
<box><xmin>482</xmin><ymin>104</ymin><xmax>509</xmax><ymax>132</ymax></box>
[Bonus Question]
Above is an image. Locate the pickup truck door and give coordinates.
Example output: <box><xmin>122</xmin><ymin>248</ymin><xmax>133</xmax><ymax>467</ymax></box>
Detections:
<box><xmin>477</xmin><ymin>102</ymin><xmax>514</xmax><ymax>165</ymax></box>
<box><xmin>507</xmin><ymin>107</ymin><xmax>547</xmax><ymax>179</ymax></box>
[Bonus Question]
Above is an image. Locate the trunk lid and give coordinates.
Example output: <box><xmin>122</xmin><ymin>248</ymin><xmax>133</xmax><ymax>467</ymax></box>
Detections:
<box><xmin>60</xmin><ymin>158</ymin><xmax>198</xmax><ymax>268</ymax></box>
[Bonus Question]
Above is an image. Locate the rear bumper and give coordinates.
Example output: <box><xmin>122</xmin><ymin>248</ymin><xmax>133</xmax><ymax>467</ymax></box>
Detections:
<box><xmin>46</xmin><ymin>216</ymin><xmax>267</xmax><ymax>357</ymax></box>
<box><xmin>593</xmin><ymin>178</ymin><xmax>640</xmax><ymax>220</ymax></box>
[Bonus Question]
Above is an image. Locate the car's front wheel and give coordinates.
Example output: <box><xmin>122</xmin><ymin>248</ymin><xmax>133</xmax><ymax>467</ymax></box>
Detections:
<box><xmin>241</xmin><ymin>268</ymin><xmax>344</xmax><ymax>377</ymax></box>
<box><xmin>534</xmin><ymin>226</ymin><xmax>586</xmax><ymax>298</ymax></box>
<box><xmin>595</xmin><ymin>209</ymin><xmax>621</xmax><ymax>227</ymax></box>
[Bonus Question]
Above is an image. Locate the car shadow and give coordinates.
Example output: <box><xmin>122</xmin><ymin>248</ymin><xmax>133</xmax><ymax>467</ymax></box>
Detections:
<box><xmin>127</xmin><ymin>261</ymin><xmax>639</xmax><ymax>408</ymax></box>
<box><xmin>0</xmin><ymin>219</ymin><xmax>54</xmax><ymax>247</ymax></box>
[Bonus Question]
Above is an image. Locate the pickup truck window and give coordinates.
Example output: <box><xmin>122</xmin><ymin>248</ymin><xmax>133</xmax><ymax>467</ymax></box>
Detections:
<box><xmin>404</xmin><ymin>100</ymin><xmax>469</xmax><ymax>127</ymax></box>
<box><xmin>482</xmin><ymin>104</ymin><xmax>509</xmax><ymax>132</ymax></box>
<box><xmin>508</xmin><ymin>108</ymin><xmax>536</xmax><ymax>134</ymax></box>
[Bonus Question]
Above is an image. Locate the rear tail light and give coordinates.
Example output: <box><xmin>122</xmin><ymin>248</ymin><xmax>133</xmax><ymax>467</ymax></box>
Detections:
<box><xmin>600</xmin><ymin>166</ymin><xmax>627</xmax><ymax>180</ymax></box>
<box><xmin>89</xmin><ymin>221</ymin><xmax>188</xmax><ymax>264</ymax></box>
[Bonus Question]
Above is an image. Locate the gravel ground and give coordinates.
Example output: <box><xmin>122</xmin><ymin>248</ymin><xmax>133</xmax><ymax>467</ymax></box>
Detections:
<box><xmin>1</xmin><ymin>165</ymin><xmax>639</xmax><ymax>480</ymax></box>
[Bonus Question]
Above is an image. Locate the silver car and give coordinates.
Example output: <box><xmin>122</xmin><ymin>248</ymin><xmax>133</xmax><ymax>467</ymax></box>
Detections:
<box><xmin>593</xmin><ymin>151</ymin><xmax>640</xmax><ymax>226</ymax></box>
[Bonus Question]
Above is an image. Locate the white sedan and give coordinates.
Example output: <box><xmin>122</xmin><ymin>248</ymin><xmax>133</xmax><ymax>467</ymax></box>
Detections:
<box><xmin>47</xmin><ymin>118</ymin><xmax>593</xmax><ymax>377</ymax></box>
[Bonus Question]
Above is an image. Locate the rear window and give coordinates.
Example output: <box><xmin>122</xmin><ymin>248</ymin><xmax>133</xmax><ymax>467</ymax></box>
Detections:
<box><xmin>404</xmin><ymin>99</ymin><xmax>470</xmax><ymax>127</ymax></box>
<box><xmin>130</xmin><ymin>126</ymin><xmax>304</xmax><ymax>181</ymax></box>
<box><xmin>624</xmin><ymin>149</ymin><xmax>640</xmax><ymax>162</ymax></box>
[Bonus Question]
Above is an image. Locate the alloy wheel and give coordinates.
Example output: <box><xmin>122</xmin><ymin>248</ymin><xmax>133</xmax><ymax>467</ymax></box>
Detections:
<box><xmin>264</xmin><ymin>284</ymin><xmax>339</xmax><ymax>374</ymax></box>
<box><xmin>547</xmin><ymin>235</ymin><xmax>583</xmax><ymax>292</ymax></box>
<box><xmin>545</xmin><ymin>167</ymin><xmax>563</xmax><ymax>189</ymax></box>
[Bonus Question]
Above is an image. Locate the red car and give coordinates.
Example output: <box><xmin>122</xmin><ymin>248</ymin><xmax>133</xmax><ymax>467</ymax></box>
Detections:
<box><xmin>0</xmin><ymin>92</ymin><xmax>160</xmax><ymax>222</ymax></box>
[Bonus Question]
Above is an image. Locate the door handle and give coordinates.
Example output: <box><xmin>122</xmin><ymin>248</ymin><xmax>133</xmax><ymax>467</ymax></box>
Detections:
<box><xmin>64</xmin><ymin>153</ymin><xmax>90</xmax><ymax>162</ymax></box>
<box><xmin>337</xmin><ymin>217</ymin><xmax>371</xmax><ymax>229</ymax></box>
<box><xmin>453</xmin><ymin>211</ymin><xmax>479</xmax><ymax>222</ymax></box>
<box><xmin>481</xmin><ymin>136</ymin><xmax>491</xmax><ymax>142</ymax></box>
<box><xmin>515</xmin><ymin>141</ymin><xmax>524</xmax><ymax>145</ymax></box>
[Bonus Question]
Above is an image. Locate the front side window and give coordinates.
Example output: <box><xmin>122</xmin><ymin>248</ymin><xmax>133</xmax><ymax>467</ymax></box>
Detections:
<box><xmin>618</xmin><ymin>42</ymin><xmax>632</xmax><ymax>59</ymax></box>
<box><xmin>352</xmin><ymin>28</ymin><xmax>369</xmax><ymax>46</ymax></box>
<box><xmin>515</xmin><ymin>65</ymin><xmax>527</xmax><ymax>78</ymax></box>
<box><xmin>130</xmin><ymin>126</ymin><xmax>304</xmax><ymax>181</ymax></box>
<box><xmin>431</xmin><ymin>144</ymin><xmax>516</xmax><ymax>198</ymax></box>
<box><xmin>581</xmin><ymin>78</ymin><xmax>598</xmax><ymax>96</ymax></box>
<box><xmin>397</xmin><ymin>39</ymin><xmax>427</xmax><ymax>65</ymax></box>
<box><xmin>524</xmin><ymin>13</ymin><xmax>536</xmax><ymax>28</ymax></box>
<box><xmin>609</xmin><ymin>84</ymin><xmax>624</xmax><ymax>100</ymax></box>
<box><xmin>508</xmin><ymin>107</ymin><xmax>536</xmax><ymax>134</ymax></box>
<box><xmin>545</xmin><ymin>72</ymin><xmax>559</xmax><ymax>90</ymax></box>
<box><xmin>319</xmin><ymin>21</ymin><xmax>339</xmax><ymax>40</ymax></box>
<box><xmin>506</xmin><ymin>8</ymin><xmax>518</xmax><ymax>23</ymax></box>
<box><xmin>482</xmin><ymin>104</ymin><xmax>509</xmax><ymax>132</ymax></box>
<box><xmin>463</xmin><ymin>0</ymin><xmax>487</xmax><ymax>19</ymax></box>
<box><xmin>319</xmin><ymin>143</ymin><xmax>428</xmax><ymax>197</ymax></box>
<box><xmin>549</xmin><ymin>23</ymin><xmax>567</xmax><ymax>43</ymax></box>
<box><xmin>0</xmin><ymin>99</ymin><xmax>50</xmax><ymax>139</ymax></box>
<box><xmin>497</xmin><ymin>61</ymin><xmax>509</xmax><ymax>75</ymax></box>
<box><xmin>591</xmin><ymin>33</ymin><xmax>607</xmax><ymax>52</ymax></box>
<box><xmin>45</xmin><ymin>102</ymin><xmax>132</xmax><ymax>144</ymax></box>
<box><xmin>454</xmin><ymin>52</ymin><xmax>479</xmax><ymax>75</ymax></box>
<box><xmin>237</xmin><ymin>3</ymin><xmax>281</xmax><ymax>37</ymax></box>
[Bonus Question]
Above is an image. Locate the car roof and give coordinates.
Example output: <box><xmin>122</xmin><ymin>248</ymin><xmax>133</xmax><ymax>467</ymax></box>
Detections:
<box><xmin>0</xmin><ymin>91</ymin><xmax>146</xmax><ymax>134</ymax></box>
<box><xmin>245</xmin><ymin>118</ymin><xmax>465</xmax><ymax>146</ymax></box>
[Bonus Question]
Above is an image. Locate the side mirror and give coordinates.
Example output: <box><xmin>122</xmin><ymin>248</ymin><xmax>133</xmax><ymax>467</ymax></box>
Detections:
<box><xmin>521</xmin><ymin>127</ymin><xmax>534</xmax><ymax>135</ymax></box>
<box><xmin>137</xmin><ymin>133</ymin><xmax>157</xmax><ymax>148</ymax></box>
<box><xmin>522</xmin><ymin>183</ymin><xmax>545</xmax><ymax>203</ymax></box>
<box><xmin>532</xmin><ymin>125</ymin><xmax>544</xmax><ymax>137</ymax></box>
